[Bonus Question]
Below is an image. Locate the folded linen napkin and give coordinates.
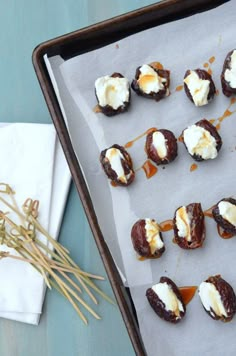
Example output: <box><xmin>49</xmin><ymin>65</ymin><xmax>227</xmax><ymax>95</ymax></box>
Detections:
<box><xmin>0</xmin><ymin>123</ymin><xmax>71</xmax><ymax>324</ymax></box>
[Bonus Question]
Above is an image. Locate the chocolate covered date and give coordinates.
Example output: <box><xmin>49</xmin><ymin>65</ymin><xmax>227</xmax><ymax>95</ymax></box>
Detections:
<box><xmin>146</xmin><ymin>277</ymin><xmax>186</xmax><ymax>323</ymax></box>
<box><xmin>173</xmin><ymin>203</ymin><xmax>205</xmax><ymax>249</ymax></box>
<box><xmin>183</xmin><ymin>69</ymin><xmax>216</xmax><ymax>106</ymax></box>
<box><xmin>145</xmin><ymin>129</ymin><xmax>177</xmax><ymax>165</ymax></box>
<box><xmin>95</xmin><ymin>73</ymin><xmax>130</xmax><ymax>116</ymax></box>
<box><xmin>199</xmin><ymin>275</ymin><xmax>236</xmax><ymax>322</ymax></box>
<box><xmin>182</xmin><ymin>119</ymin><xmax>222</xmax><ymax>161</ymax></box>
<box><xmin>100</xmin><ymin>144</ymin><xmax>135</xmax><ymax>186</ymax></box>
<box><xmin>131</xmin><ymin>63</ymin><xmax>170</xmax><ymax>101</ymax></box>
<box><xmin>221</xmin><ymin>49</ymin><xmax>236</xmax><ymax>97</ymax></box>
<box><xmin>131</xmin><ymin>218</ymin><xmax>165</xmax><ymax>259</ymax></box>
<box><xmin>212</xmin><ymin>198</ymin><xmax>236</xmax><ymax>234</ymax></box>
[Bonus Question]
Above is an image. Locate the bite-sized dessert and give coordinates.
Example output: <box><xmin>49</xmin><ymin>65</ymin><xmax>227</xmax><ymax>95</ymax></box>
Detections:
<box><xmin>183</xmin><ymin>69</ymin><xmax>216</xmax><ymax>106</ymax></box>
<box><xmin>212</xmin><ymin>198</ymin><xmax>236</xmax><ymax>234</ymax></box>
<box><xmin>100</xmin><ymin>144</ymin><xmax>135</xmax><ymax>186</ymax></box>
<box><xmin>221</xmin><ymin>49</ymin><xmax>236</xmax><ymax>97</ymax></box>
<box><xmin>182</xmin><ymin>119</ymin><xmax>222</xmax><ymax>161</ymax></box>
<box><xmin>145</xmin><ymin>129</ymin><xmax>178</xmax><ymax>165</ymax></box>
<box><xmin>95</xmin><ymin>73</ymin><xmax>130</xmax><ymax>116</ymax></box>
<box><xmin>173</xmin><ymin>203</ymin><xmax>205</xmax><ymax>249</ymax></box>
<box><xmin>131</xmin><ymin>218</ymin><xmax>165</xmax><ymax>259</ymax></box>
<box><xmin>146</xmin><ymin>277</ymin><xmax>186</xmax><ymax>323</ymax></box>
<box><xmin>131</xmin><ymin>63</ymin><xmax>170</xmax><ymax>101</ymax></box>
<box><xmin>199</xmin><ymin>275</ymin><xmax>236</xmax><ymax>322</ymax></box>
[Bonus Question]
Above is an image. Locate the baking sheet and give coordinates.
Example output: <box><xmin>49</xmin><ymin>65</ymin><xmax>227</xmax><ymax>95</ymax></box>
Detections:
<box><xmin>48</xmin><ymin>1</ymin><xmax>236</xmax><ymax>355</ymax></box>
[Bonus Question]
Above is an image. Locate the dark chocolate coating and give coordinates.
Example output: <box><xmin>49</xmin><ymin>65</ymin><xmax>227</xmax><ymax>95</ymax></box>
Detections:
<box><xmin>221</xmin><ymin>50</ymin><xmax>236</xmax><ymax>97</ymax></box>
<box><xmin>173</xmin><ymin>202</ymin><xmax>205</xmax><ymax>249</ymax></box>
<box><xmin>131</xmin><ymin>64</ymin><xmax>170</xmax><ymax>101</ymax></box>
<box><xmin>200</xmin><ymin>275</ymin><xmax>236</xmax><ymax>322</ymax></box>
<box><xmin>131</xmin><ymin>219</ymin><xmax>165</xmax><ymax>258</ymax></box>
<box><xmin>100</xmin><ymin>144</ymin><xmax>135</xmax><ymax>186</ymax></box>
<box><xmin>212</xmin><ymin>198</ymin><xmax>236</xmax><ymax>234</ymax></box>
<box><xmin>184</xmin><ymin>69</ymin><xmax>216</xmax><ymax>105</ymax></box>
<box><xmin>182</xmin><ymin>119</ymin><xmax>222</xmax><ymax>161</ymax></box>
<box><xmin>95</xmin><ymin>73</ymin><xmax>130</xmax><ymax>117</ymax></box>
<box><xmin>146</xmin><ymin>276</ymin><xmax>186</xmax><ymax>323</ymax></box>
<box><xmin>145</xmin><ymin>129</ymin><xmax>178</xmax><ymax>165</ymax></box>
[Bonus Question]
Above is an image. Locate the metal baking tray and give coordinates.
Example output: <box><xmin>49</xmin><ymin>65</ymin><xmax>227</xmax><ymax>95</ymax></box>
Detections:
<box><xmin>33</xmin><ymin>1</ymin><xmax>228</xmax><ymax>354</ymax></box>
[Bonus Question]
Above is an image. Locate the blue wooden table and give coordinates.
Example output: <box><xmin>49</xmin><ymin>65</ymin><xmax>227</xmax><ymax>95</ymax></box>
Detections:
<box><xmin>0</xmin><ymin>1</ymin><xmax>158</xmax><ymax>355</ymax></box>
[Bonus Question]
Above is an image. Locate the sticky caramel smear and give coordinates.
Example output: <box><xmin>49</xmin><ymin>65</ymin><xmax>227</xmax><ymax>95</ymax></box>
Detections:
<box><xmin>138</xmin><ymin>256</ymin><xmax>146</xmax><ymax>261</ymax></box>
<box><xmin>203</xmin><ymin>62</ymin><xmax>209</xmax><ymax>68</ymax></box>
<box><xmin>93</xmin><ymin>105</ymin><xmax>102</xmax><ymax>113</ymax></box>
<box><xmin>207</xmin><ymin>68</ymin><xmax>213</xmax><ymax>76</ymax></box>
<box><xmin>178</xmin><ymin>135</ymin><xmax>184</xmax><ymax>142</ymax></box>
<box><xmin>209</xmin><ymin>56</ymin><xmax>215</xmax><ymax>64</ymax></box>
<box><xmin>110</xmin><ymin>181</ymin><xmax>118</xmax><ymax>187</ymax></box>
<box><xmin>124</xmin><ymin>127</ymin><xmax>157</xmax><ymax>149</ymax></box>
<box><xmin>204</xmin><ymin>206</ymin><xmax>214</xmax><ymax>218</ymax></box>
<box><xmin>190</xmin><ymin>163</ymin><xmax>198</xmax><ymax>172</ymax></box>
<box><xmin>175</xmin><ymin>85</ymin><xmax>183</xmax><ymax>92</ymax></box>
<box><xmin>217</xmin><ymin>224</ymin><xmax>234</xmax><ymax>239</ymax></box>
<box><xmin>142</xmin><ymin>160</ymin><xmax>158</xmax><ymax>179</ymax></box>
<box><xmin>216</xmin><ymin>123</ymin><xmax>221</xmax><ymax>131</ymax></box>
<box><xmin>159</xmin><ymin>219</ymin><xmax>173</xmax><ymax>232</ymax></box>
<box><xmin>149</xmin><ymin>62</ymin><xmax>163</xmax><ymax>70</ymax></box>
<box><xmin>209</xmin><ymin>119</ymin><xmax>216</xmax><ymax>124</ymax></box>
<box><xmin>179</xmin><ymin>286</ymin><xmax>198</xmax><ymax>305</ymax></box>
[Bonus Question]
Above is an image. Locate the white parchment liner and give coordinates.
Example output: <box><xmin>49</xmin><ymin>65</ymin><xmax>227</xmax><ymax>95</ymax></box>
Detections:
<box><xmin>55</xmin><ymin>1</ymin><xmax>236</xmax><ymax>354</ymax></box>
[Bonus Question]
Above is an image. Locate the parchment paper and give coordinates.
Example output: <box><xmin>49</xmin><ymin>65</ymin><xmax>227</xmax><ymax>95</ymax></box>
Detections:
<box><xmin>49</xmin><ymin>1</ymin><xmax>236</xmax><ymax>354</ymax></box>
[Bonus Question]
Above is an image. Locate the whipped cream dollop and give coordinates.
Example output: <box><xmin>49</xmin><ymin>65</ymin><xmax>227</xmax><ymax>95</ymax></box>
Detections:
<box><xmin>224</xmin><ymin>50</ymin><xmax>236</xmax><ymax>88</ymax></box>
<box><xmin>184</xmin><ymin>70</ymin><xmax>210</xmax><ymax>106</ymax></box>
<box><xmin>218</xmin><ymin>201</ymin><xmax>236</xmax><ymax>226</ymax></box>
<box><xmin>152</xmin><ymin>282</ymin><xmax>184</xmax><ymax>317</ymax></box>
<box><xmin>151</xmin><ymin>131</ymin><xmax>168</xmax><ymax>159</ymax></box>
<box><xmin>176</xmin><ymin>206</ymin><xmax>191</xmax><ymax>241</ymax></box>
<box><xmin>183</xmin><ymin>125</ymin><xmax>217</xmax><ymax>159</ymax></box>
<box><xmin>105</xmin><ymin>148</ymin><xmax>129</xmax><ymax>183</ymax></box>
<box><xmin>95</xmin><ymin>75</ymin><xmax>130</xmax><ymax>110</ymax></box>
<box><xmin>137</xmin><ymin>64</ymin><xmax>166</xmax><ymax>94</ymax></box>
<box><xmin>199</xmin><ymin>282</ymin><xmax>227</xmax><ymax>318</ymax></box>
<box><xmin>145</xmin><ymin>219</ymin><xmax>164</xmax><ymax>254</ymax></box>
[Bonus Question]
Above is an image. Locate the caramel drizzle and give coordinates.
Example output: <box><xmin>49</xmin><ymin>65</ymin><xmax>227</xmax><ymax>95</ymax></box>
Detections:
<box><xmin>159</xmin><ymin>219</ymin><xmax>173</xmax><ymax>232</ymax></box>
<box><xmin>175</xmin><ymin>85</ymin><xmax>183</xmax><ymax>92</ymax></box>
<box><xmin>190</xmin><ymin>163</ymin><xmax>198</xmax><ymax>172</ymax></box>
<box><xmin>124</xmin><ymin>127</ymin><xmax>157</xmax><ymax>149</ymax></box>
<box><xmin>211</xmin><ymin>97</ymin><xmax>236</xmax><ymax>131</ymax></box>
<box><xmin>203</xmin><ymin>56</ymin><xmax>215</xmax><ymax>76</ymax></box>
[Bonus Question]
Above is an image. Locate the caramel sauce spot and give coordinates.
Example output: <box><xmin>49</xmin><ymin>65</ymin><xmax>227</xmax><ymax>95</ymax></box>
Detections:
<box><xmin>159</xmin><ymin>220</ymin><xmax>173</xmax><ymax>232</ymax></box>
<box><xmin>110</xmin><ymin>181</ymin><xmax>118</xmax><ymax>187</ymax></box>
<box><xmin>207</xmin><ymin>68</ymin><xmax>212</xmax><ymax>76</ymax></box>
<box><xmin>178</xmin><ymin>135</ymin><xmax>184</xmax><ymax>142</ymax></box>
<box><xmin>209</xmin><ymin>56</ymin><xmax>215</xmax><ymax>64</ymax></box>
<box><xmin>179</xmin><ymin>286</ymin><xmax>197</xmax><ymax>305</ymax></box>
<box><xmin>230</xmin><ymin>97</ymin><xmax>236</xmax><ymax>104</ymax></box>
<box><xmin>209</xmin><ymin>119</ymin><xmax>215</xmax><ymax>124</ymax></box>
<box><xmin>175</xmin><ymin>85</ymin><xmax>183</xmax><ymax>92</ymax></box>
<box><xmin>190</xmin><ymin>163</ymin><xmax>198</xmax><ymax>172</ymax></box>
<box><xmin>203</xmin><ymin>62</ymin><xmax>209</xmax><ymax>68</ymax></box>
<box><xmin>142</xmin><ymin>160</ymin><xmax>158</xmax><ymax>179</ymax></box>
<box><xmin>216</xmin><ymin>123</ymin><xmax>221</xmax><ymax>131</ymax></box>
<box><xmin>93</xmin><ymin>105</ymin><xmax>102</xmax><ymax>113</ymax></box>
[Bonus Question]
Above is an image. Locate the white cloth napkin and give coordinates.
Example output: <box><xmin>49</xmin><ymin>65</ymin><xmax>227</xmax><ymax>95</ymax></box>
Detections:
<box><xmin>0</xmin><ymin>123</ymin><xmax>71</xmax><ymax>324</ymax></box>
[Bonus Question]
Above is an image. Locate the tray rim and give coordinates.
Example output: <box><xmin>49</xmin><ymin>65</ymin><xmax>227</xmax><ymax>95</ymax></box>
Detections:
<box><xmin>32</xmin><ymin>0</ymin><xmax>229</xmax><ymax>355</ymax></box>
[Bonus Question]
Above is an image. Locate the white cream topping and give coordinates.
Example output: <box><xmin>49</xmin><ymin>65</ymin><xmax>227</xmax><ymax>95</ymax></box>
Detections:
<box><xmin>224</xmin><ymin>50</ymin><xmax>236</xmax><ymax>88</ymax></box>
<box><xmin>218</xmin><ymin>201</ymin><xmax>236</xmax><ymax>226</ymax></box>
<box><xmin>184</xmin><ymin>70</ymin><xmax>210</xmax><ymax>106</ymax></box>
<box><xmin>145</xmin><ymin>219</ymin><xmax>164</xmax><ymax>254</ymax></box>
<box><xmin>151</xmin><ymin>131</ymin><xmax>168</xmax><ymax>159</ymax></box>
<box><xmin>176</xmin><ymin>206</ymin><xmax>191</xmax><ymax>241</ymax></box>
<box><xmin>183</xmin><ymin>125</ymin><xmax>217</xmax><ymax>160</ymax></box>
<box><xmin>105</xmin><ymin>148</ymin><xmax>128</xmax><ymax>183</ymax></box>
<box><xmin>137</xmin><ymin>64</ymin><xmax>166</xmax><ymax>94</ymax></box>
<box><xmin>95</xmin><ymin>75</ymin><xmax>129</xmax><ymax>110</ymax></box>
<box><xmin>199</xmin><ymin>282</ymin><xmax>227</xmax><ymax>317</ymax></box>
<box><xmin>152</xmin><ymin>282</ymin><xmax>184</xmax><ymax>317</ymax></box>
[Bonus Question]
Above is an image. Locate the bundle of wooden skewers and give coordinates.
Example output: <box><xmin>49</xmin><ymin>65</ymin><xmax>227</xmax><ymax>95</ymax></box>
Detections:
<box><xmin>0</xmin><ymin>183</ymin><xmax>114</xmax><ymax>324</ymax></box>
